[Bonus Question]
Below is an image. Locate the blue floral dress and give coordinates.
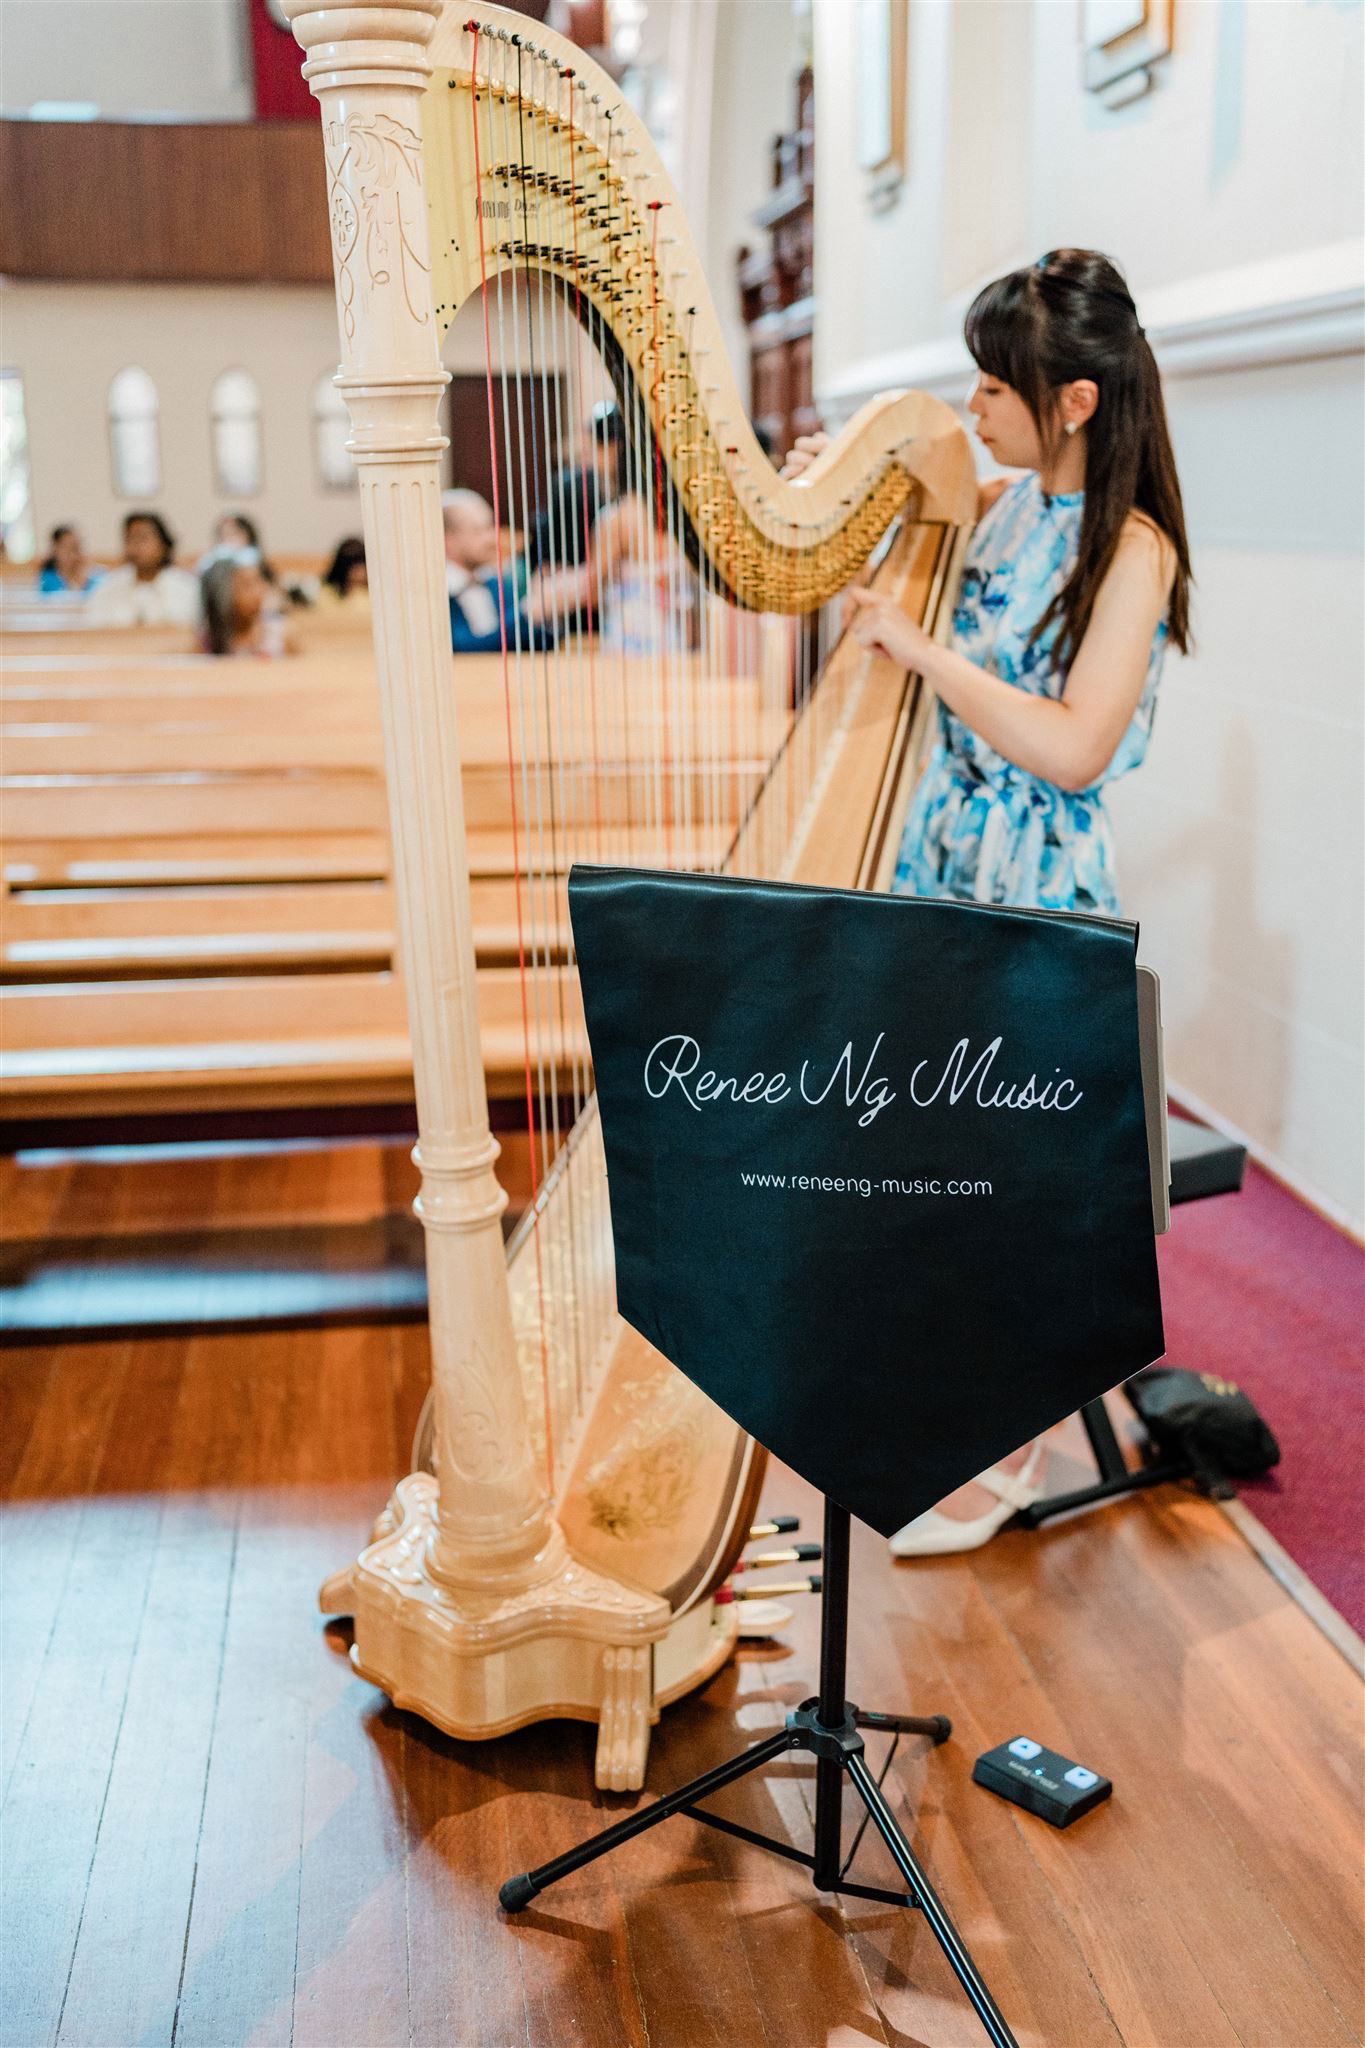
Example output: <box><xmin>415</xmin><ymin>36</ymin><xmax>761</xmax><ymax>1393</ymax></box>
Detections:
<box><xmin>892</xmin><ymin>474</ymin><xmax>1166</xmax><ymax>915</ymax></box>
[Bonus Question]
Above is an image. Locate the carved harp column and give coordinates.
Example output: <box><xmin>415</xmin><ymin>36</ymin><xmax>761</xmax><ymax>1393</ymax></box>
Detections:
<box><xmin>285</xmin><ymin>0</ymin><xmax>669</xmax><ymax>1782</ymax></box>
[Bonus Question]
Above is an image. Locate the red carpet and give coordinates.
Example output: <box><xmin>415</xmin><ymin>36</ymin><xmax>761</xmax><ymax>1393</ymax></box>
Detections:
<box><xmin>1155</xmin><ymin>1161</ymin><xmax>1365</xmax><ymax>1634</ymax></box>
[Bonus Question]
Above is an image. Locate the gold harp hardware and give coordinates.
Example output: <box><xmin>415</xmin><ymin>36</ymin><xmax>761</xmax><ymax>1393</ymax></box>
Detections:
<box><xmin>425</xmin><ymin>10</ymin><xmax>976</xmax><ymax>614</ymax></box>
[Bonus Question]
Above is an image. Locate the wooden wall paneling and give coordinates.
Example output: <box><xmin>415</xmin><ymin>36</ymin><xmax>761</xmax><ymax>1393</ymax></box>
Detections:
<box><xmin>734</xmin><ymin>67</ymin><xmax>816</xmax><ymax>461</ymax></box>
<box><xmin>789</xmin><ymin>330</ymin><xmax>818</xmax><ymax>441</ymax></box>
<box><xmin>750</xmin><ymin>345</ymin><xmax>790</xmax><ymax>458</ymax></box>
<box><xmin>444</xmin><ymin>373</ymin><xmax>564</xmax><ymax>507</ymax></box>
<box><xmin>0</xmin><ymin>121</ymin><xmax>331</xmax><ymax>285</ymax></box>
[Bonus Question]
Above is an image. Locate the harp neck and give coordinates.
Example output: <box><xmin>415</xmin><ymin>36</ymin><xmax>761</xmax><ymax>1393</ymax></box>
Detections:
<box><xmin>421</xmin><ymin>7</ymin><xmax>974</xmax><ymax>612</ymax></box>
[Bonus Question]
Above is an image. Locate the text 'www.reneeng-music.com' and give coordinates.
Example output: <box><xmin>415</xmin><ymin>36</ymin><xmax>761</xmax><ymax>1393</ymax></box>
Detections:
<box><xmin>739</xmin><ymin>1171</ymin><xmax>993</xmax><ymax>1198</ymax></box>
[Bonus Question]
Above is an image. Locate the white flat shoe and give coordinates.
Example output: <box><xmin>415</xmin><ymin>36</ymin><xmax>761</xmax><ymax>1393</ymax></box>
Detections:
<box><xmin>889</xmin><ymin>1442</ymin><xmax>1046</xmax><ymax>1558</ymax></box>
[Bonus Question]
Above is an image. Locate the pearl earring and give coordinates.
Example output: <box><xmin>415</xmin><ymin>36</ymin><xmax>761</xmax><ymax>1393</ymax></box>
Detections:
<box><xmin>1064</xmin><ymin>421</ymin><xmax>1079</xmax><ymax>437</ymax></box>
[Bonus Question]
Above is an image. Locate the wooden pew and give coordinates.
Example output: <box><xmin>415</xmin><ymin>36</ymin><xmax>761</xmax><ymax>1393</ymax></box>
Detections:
<box><xmin>1</xmin><ymin>877</ymin><xmax>571</xmax><ymax>978</ymax></box>
<box><xmin>0</xmin><ymin>634</ymin><xmax>778</xmax><ymax>1120</ymax></box>
<box><xmin>0</xmin><ymin>966</ymin><xmax>586</xmax><ymax>1117</ymax></box>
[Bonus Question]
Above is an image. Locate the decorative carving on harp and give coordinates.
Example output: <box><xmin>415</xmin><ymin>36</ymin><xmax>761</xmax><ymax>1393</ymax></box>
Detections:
<box><xmin>287</xmin><ymin>0</ymin><xmax>974</xmax><ymax>1789</ymax></box>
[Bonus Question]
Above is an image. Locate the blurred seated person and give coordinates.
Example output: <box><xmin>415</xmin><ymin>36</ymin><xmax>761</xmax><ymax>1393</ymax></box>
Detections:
<box><xmin>525</xmin><ymin>401</ymin><xmax>627</xmax><ymax>634</ymax></box>
<box><xmin>320</xmin><ymin>535</ymin><xmax>368</xmax><ymax>600</ymax></box>
<box><xmin>37</xmin><ymin>523</ymin><xmax>102</xmax><ymax>596</ymax></box>
<box><xmin>500</xmin><ymin>524</ymin><xmax>529</xmax><ymax>601</ymax></box>
<box><xmin>526</xmin><ymin>490</ymin><xmax>696</xmax><ymax>654</ymax></box>
<box><xmin>201</xmin><ymin>552</ymin><xmax>295</xmax><ymax>657</ymax></box>
<box><xmin>88</xmin><ymin>511</ymin><xmax>201</xmax><ymax>627</ymax></box>
<box><xmin>198</xmin><ymin>512</ymin><xmax>269</xmax><ymax>575</ymax></box>
<box><xmin>199</xmin><ymin>513</ymin><xmax>317</xmax><ymax>607</ymax></box>
<box><xmin>443</xmin><ymin>488</ymin><xmax>536</xmax><ymax>653</ymax></box>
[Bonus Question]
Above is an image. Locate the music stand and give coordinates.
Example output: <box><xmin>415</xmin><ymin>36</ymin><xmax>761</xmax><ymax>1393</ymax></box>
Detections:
<box><xmin>504</xmin><ymin>862</ymin><xmax>1166</xmax><ymax>2048</ymax></box>
<box><xmin>501</xmin><ymin>1492</ymin><xmax>1019</xmax><ymax>2048</ymax></box>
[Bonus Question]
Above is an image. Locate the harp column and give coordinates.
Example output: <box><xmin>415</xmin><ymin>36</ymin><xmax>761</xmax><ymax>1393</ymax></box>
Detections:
<box><xmin>287</xmin><ymin>0</ymin><xmax>669</xmax><ymax>1790</ymax></box>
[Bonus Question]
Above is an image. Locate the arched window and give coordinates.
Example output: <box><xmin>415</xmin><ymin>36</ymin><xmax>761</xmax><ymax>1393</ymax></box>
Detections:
<box><xmin>313</xmin><ymin>373</ymin><xmax>355</xmax><ymax>489</ymax></box>
<box><xmin>210</xmin><ymin>368</ymin><xmax>263</xmax><ymax>498</ymax></box>
<box><xmin>0</xmin><ymin>368</ymin><xmax>35</xmax><ymax>563</ymax></box>
<box><xmin>107</xmin><ymin>366</ymin><xmax>161</xmax><ymax>498</ymax></box>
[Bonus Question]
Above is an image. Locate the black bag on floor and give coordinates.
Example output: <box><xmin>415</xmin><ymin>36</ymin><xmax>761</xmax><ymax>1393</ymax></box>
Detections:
<box><xmin>1126</xmin><ymin>1367</ymin><xmax>1280</xmax><ymax>1479</ymax></box>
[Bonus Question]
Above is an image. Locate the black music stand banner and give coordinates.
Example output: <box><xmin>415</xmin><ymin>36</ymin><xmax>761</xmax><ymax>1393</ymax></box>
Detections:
<box><xmin>568</xmin><ymin>866</ymin><xmax>1164</xmax><ymax>1538</ymax></box>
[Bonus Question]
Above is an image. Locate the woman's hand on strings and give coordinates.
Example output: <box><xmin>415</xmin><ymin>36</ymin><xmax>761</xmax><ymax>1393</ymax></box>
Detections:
<box><xmin>842</xmin><ymin>586</ymin><xmax>935</xmax><ymax>672</ymax></box>
<box><xmin>779</xmin><ymin>431</ymin><xmax>830</xmax><ymax>481</ymax></box>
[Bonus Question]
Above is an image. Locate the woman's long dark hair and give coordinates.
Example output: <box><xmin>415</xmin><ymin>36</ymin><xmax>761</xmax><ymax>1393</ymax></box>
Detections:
<box><xmin>965</xmin><ymin>249</ymin><xmax>1191</xmax><ymax>665</ymax></box>
<box><xmin>41</xmin><ymin>524</ymin><xmax>75</xmax><ymax>573</ymax></box>
<box><xmin>201</xmin><ymin>556</ymin><xmax>243</xmax><ymax>656</ymax></box>
<box><xmin>322</xmin><ymin>535</ymin><xmax>366</xmax><ymax>596</ymax></box>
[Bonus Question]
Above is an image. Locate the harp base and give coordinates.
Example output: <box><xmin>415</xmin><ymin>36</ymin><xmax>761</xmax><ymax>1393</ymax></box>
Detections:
<box><xmin>322</xmin><ymin>1471</ymin><xmax>715</xmax><ymax>1791</ymax></box>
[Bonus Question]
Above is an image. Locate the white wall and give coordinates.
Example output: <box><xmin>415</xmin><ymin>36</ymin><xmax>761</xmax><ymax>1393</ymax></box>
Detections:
<box><xmin>0</xmin><ymin>0</ymin><xmax>252</xmax><ymax>119</ymax></box>
<box><xmin>3</xmin><ymin>280</ymin><xmax>356</xmax><ymax>561</ymax></box>
<box><xmin>814</xmin><ymin>0</ymin><xmax>1365</xmax><ymax>383</ymax></box>
<box><xmin>704</xmin><ymin>0</ymin><xmax>804</xmax><ymax>382</ymax></box>
<box><xmin>1110</xmin><ymin>355</ymin><xmax>1364</xmax><ymax>1230</ymax></box>
<box><xmin>612</xmin><ymin>0</ymin><xmax>803</xmax><ymax>394</ymax></box>
<box><xmin>811</xmin><ymin>0</ymin><xmax>1365</xmax><ymax>1229</ymax></box>
<box><xmin>3</xmin><ymin>276</ymin><xmax>523</xmax><ymax>563</ymax></box>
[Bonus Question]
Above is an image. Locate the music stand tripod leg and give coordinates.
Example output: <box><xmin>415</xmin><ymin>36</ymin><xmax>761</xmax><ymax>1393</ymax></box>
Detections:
<box><xmin>843</xmin><ymin>1746</ymin><xmax>1018</xmax><ymax>2048</ymax></box>
<box><xmin>500</xmin><ymin>1497</ymin><xmax>1018</xmax><ymax>2048</ymax></box>
<box><xmin>497</xmin><ymin>1726</ymin><xmax>797</xmax><ymax>1912</ymax></box>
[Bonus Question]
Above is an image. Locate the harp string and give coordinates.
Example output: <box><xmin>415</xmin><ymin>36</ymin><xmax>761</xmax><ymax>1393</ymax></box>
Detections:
<box><xmin>646</xmin><ymin>198</ymin><xmax>675</xmax><ymax>871</ymax></box>
<box><xmin>540</xmin><ymin>49</ymin><xmax>591</xmax><ymax>1429</ymax></box>
<box><xmin>457</xmin><ymin>30</ymin><xmax>908</xmax><ymax>1483</ymax></box>
<box><xmin>565</xmin><ymin>63</ymin><xmax>606</xmax><ymax>865</ymax></box>
<box><xmin>468</xmin><ymin>23</ymin><xmax>555</xmax><ymax>1483</ymax></box>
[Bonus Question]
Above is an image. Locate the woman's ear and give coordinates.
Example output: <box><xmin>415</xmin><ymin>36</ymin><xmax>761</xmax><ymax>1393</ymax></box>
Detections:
<box><xmin>1061</xmin><ymin>379</ymin><xmax>1099</xmax><ymax>431</ymax></box>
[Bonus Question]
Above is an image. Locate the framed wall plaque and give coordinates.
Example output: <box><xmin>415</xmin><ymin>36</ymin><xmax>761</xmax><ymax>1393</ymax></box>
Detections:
<box><xmin>855</xmin><ymin>0</ymin><xmax>909</xmax><ymax>213</ymax></box>
<box><xmin>1082</xmin><ymin>0</ymin><xmax>1175</xmax><ymax>109</ymax></box>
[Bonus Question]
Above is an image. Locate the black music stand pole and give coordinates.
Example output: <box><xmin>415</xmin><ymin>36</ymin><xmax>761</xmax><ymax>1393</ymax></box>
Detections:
<box><xmin>500</xmin><ymin>1495</ymin><xmax>1019</xmax><ymax>2048</ymax></box>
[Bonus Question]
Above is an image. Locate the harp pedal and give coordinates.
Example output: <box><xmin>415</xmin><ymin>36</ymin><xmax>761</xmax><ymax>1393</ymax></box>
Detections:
<box><xmin>732</xmin><ymin>1544</ymin><xmax>822</xmax><ymax>1572</ymax></box>
<box><xmin>733</xmin><ymin>1575</ymin><xmax>822</xmax><ymax>1600</ymax></box>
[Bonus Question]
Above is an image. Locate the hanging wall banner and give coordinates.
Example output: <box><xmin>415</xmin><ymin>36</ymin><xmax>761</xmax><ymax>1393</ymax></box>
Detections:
<box><xmin>568</xmin><ymin>865</ymin><xmax>1165</xmax><ymax>1539</ymax></box>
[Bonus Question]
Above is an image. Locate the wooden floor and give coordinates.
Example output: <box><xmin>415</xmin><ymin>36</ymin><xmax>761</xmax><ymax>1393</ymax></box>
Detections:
<box><xmin>4</xmin><ymin>1311</ymin><xmax>1362</xmax><ymax>2046</ymax></box>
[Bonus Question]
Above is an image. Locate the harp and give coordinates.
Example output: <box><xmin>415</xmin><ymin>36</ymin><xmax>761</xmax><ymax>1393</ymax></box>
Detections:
<box><xmin>287</xmin><ymin>0</ymin><xmax>975</xmax><ymax>1789</ymax></box>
